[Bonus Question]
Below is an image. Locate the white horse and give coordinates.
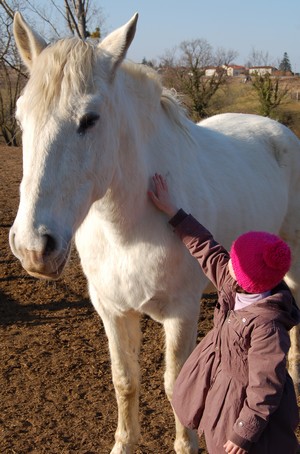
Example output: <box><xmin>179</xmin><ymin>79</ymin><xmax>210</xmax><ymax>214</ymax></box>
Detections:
<box><xmin>10</xmin><ymin>12</ymin><xmax>300</xmax><ymax>454</ymax></box>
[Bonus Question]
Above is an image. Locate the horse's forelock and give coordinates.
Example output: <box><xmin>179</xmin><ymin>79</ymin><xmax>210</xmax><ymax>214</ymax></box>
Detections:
<box><xmin>24</xmin><ymin>38</ymin><xmax>95</xmax><ymax>116</ymax></box>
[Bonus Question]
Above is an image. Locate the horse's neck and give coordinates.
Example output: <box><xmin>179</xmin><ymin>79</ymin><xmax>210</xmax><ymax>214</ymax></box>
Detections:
<box><xmin>102</xmin><ymin>173</ymin><xmax>147</xmax><ymax>227</ymax></box>
<box><xmin>97</xmin><ymin>137</ymin><xmax>149</xmax><ymax>233</ymax></box>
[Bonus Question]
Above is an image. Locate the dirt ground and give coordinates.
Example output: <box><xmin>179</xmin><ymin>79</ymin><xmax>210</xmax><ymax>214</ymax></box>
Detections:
<box><xmin>0</xmin><ymin>145</ymin><xmax>299</xmax><ymax>453</ymax></box>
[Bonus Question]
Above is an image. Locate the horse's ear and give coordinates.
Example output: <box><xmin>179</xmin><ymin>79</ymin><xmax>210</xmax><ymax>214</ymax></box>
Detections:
<box><xmin>98</xmin><ymin>13</ymin><xmax>138</xmax><ymax>78</ymax></box>
<box><xmin>13</xmin><ymin>12</ymin><xmax>47</xmax><ymax>71</ymax></box>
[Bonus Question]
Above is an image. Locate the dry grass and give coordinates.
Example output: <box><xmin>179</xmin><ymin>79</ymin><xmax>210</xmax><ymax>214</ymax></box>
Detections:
<box><xmin>210</xmin><ymin>76</ymin><xmax>300</xmax><ymax>138</ymax></box>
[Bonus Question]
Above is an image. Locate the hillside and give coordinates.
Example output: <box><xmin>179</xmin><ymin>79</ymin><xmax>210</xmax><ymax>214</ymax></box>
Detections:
<box><xmin>209</xmin><ymin>76</ymin><xmax>300</xmax><ymax>138</ymax></box>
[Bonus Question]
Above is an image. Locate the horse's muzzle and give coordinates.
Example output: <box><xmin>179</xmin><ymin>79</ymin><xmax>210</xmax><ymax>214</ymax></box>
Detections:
<box><xmin>9</xmin><ymin>229</ymin><xmax>71</xmax><ymax>280</ymax></box>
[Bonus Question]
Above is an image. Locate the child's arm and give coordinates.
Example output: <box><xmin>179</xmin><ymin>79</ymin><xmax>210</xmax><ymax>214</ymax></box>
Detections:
<box><xmin>170</xmin><ymin>213</ymin><xmax>230</xmax><ymax>290</ymax></box>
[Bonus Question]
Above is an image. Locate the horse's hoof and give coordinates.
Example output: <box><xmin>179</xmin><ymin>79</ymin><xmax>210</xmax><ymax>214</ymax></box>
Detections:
<box><xmin>110</xmin><ymin>441</ymin><xmax>134</xmax><ymax>454</ymax></box>
<box><xmin>174</xmin><ymin>438</ymin><xmax>199</xmax><ymax>454</ymax></box>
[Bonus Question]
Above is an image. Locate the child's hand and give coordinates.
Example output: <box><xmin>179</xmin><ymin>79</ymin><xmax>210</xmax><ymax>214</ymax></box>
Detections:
<box><xmin>223</xmin><ymin>440</ymin><xmax>248</xmax><ymax>453</ymax></box>
<box><xmin>148</xmin><ymin>173</ymin><xmax>178</xmax><ymax>218</ymax></box>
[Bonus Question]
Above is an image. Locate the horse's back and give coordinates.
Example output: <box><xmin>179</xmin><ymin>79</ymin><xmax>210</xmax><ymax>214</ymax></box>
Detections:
<box><xmin>199</xmin><ymin>112</ymin><xmax>293</xmax><ymax>139</ymax></box>
<box><xmin>200</xmin><ymin>112</ymin><xmax>296</xmax><ymax>147</ymax></box>
<box><xmin>198</xmin><ymin>112</ymin><xmax>300</xmax><ymax>182</ymax></box>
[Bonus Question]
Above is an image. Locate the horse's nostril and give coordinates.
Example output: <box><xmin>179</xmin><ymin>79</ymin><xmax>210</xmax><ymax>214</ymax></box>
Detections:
<box><xmin>9</xmin><ymin>230</ymin><xmax>16</xmax><ymax>248</ymax></box>
<box><xmin>44</xmin><ymin>234</ymin><xmax>56</xmax><ymax>255</ymax></box>
<box><xmin>9</xmin><ymin>231</ymin><xmax>16</xmax><ymax>256</ymax></box>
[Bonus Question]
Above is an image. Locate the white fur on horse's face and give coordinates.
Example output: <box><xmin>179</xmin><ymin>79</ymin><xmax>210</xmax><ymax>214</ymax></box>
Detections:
<box><xmin>10</xmin><ymin>11</ymin><xmax>300</xmax><ymax>454</ymax></box>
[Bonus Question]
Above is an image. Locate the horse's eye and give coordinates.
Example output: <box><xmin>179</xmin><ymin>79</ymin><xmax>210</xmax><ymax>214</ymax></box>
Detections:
<box><xmin>77</xmin><ymin>113</ymin><xmax>100</xmax><ymax>135</ymax></box>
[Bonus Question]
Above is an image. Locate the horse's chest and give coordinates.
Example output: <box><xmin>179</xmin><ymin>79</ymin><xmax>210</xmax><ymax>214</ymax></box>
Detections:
<box><xmin>76</xmin><ymin>233</ymin><xmax>174</xmax><ymax>308</ymax></box>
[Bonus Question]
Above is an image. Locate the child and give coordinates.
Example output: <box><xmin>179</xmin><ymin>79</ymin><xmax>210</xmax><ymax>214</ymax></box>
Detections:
<box><xmin>149</xmin><ymin>173</ymin><xmax>300</xmax><ymax>453</ymax></box>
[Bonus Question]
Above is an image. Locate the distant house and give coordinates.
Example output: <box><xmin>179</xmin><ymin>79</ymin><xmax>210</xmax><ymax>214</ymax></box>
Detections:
<box><xmin>204</xmin><ymin>66</ymin><xmax>218</xmax><ymax>77</ymax></box>
<box><xmin>224</xmin><ymin>65</ymin><xmax>247</xmax><ymax>77</ymax></box>
<box><xmin>205</xmin><ymin>65</ymin><xmax>247</xmax><ymax>77</ymax></box>
<box><xmin>204</xmin><ymin>66</ymin><xmax>226</xmax><ymax>77</ymax></box>
<box><xmin>248</xmin><ymin>66</ymin><xmax>277</xmax><ymax>76</ymax></box>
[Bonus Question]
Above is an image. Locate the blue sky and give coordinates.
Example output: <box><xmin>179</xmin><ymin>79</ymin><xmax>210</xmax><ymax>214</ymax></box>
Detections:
<box><xmin>98</xmin><ymin>0</ymin><xmax>300</xmax><ymax>71</ymax></box>
<box><xmin>34</xmin><ymin>1</ymin><xmax>300</xmax><ymax>71</ymax></box>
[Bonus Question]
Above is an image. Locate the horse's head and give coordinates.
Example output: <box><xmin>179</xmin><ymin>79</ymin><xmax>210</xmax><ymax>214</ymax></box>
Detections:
<box><xmin>9</xmin><ymin>12</ymin><xmax>138</xmax><ymax>279</ymax></box>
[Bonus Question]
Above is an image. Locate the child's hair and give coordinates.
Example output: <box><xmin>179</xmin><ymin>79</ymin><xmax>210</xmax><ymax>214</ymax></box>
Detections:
<box><xmin>230</xmin><ymin>231</ymin><xmax>291</xmax><ymax>293</ymax></box>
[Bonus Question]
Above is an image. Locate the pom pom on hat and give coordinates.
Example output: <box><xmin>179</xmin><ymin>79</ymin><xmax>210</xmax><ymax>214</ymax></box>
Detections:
<box><xmin>230</xmin><ymin>231</ymin><xmax>291</xmax><ymax>293</ymax></box>
<box><xmin>263</xmin><ymin>240</ymin><xmax>291</xmax><ymax>270</ymax></box>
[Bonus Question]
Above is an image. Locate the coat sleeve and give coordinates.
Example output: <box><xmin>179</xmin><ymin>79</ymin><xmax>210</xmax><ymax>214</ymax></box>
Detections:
<box><xmin>170</xmin><ymin>211</ymin><xmax>231</xmax><ymax>291</ymax></box>
<box><xmin>228</xmin><ymin>321</ymin><xmax>290</xmax><ymax>450</ymax></box>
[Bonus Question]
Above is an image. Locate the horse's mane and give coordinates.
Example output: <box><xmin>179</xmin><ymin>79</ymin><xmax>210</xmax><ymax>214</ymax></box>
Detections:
<box><xmin>161</xmin><ymin>88</ymin><xmax>189</xmax><ymax>132</ymax></box>
<box><xmin>122</xmin><ymin>61</ymin><xmax>190</xmax><ymax>135</ymax></box>
<box><xmin>25</xmin><ymin>36</ymin><xmax>190</xmax><ymax>135</ymax></box>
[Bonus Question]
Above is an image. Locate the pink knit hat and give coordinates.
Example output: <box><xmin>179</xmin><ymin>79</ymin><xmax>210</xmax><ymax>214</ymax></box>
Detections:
<box><xmin>230</xmin><ymin>231</ymin><xmax>291</xmax><ymax>293</ymax></box>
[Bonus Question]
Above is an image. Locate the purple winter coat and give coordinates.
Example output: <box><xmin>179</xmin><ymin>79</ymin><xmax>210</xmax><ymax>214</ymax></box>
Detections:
<box><xmin>170</xmin><ymin>211</ymin><xmax>300</xmax><ymax>453</ymax></box>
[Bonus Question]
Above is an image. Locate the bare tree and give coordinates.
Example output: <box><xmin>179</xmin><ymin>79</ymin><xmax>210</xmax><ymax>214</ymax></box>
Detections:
<box><xmin>62</xmin><ymin>0</ymin><xmax>105</xmax><ymax>39</ymax></box>
<box><xmin>179</xmin><ymin>38</ymin><xmax>213</xmax><ymax>69</ymax></box>
<box><xmin>0</xmin><ymin>0</ymin><xmax>14</xmax><ymax>18</ymax></box>
<box><xmin>14</xmin><ymin>0</ymin><xmax>104</xmax><ymax>39</ymax></box>
<box><xmin>214</xmin><ymin>47</ymin><xmax>239</xmax><ymax>66</ymax></box>
<box><xmin>65</xmin><ymin>0</ymin><xmax>87</xmax><ymax>38</ymax></box>
<box><xmin>252</xmin><ymin>73</ymin><xmax>289</xmax><ymax>117</ymax></box>
<box><xmin>159</xmin><ymin>46</ymin><xmax>177</xmax><ymax>68</ymax></box>
<box><xmin>160</xmin><ymin>38</ymin><xmax>228</xmax><ymax>120</ymax></box>
<box><xmin>245</xmin><ymin>48</ymin><xmax>275</xmax><ymax>68</ymax></box>
<box><xmin>0</xmin><ymin>59</ymin><xmax>24</xmax><ymax>145</ymax></box>
<box><xmin>0</xmin><ymin>0</ymin><xmax>27</xmax><ymax>145</ymax></box>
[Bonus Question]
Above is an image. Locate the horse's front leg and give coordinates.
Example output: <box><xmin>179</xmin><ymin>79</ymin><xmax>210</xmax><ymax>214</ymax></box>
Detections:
<box><xmin>288</xmin><ymin>324</ymin><xmax>300</xmax><ymax>395</ymax></box>
<box><xmin>286</xmin><ymin>267</ymin><xmax>300</xmax><ymax>395</ymax></box>
<box><xmin>163</xmin><ymin>312</ymin><xmax>200</xmax><ymax>454</ymax></box>
<box><xmin>98</xmin><ymin>305</ymin><xmax>142</xmax><ymax>454</ymax></box>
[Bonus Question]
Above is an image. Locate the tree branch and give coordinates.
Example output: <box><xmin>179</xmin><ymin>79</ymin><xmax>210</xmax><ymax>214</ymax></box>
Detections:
<box><xmin>64</xmin><ymin>0</ymin><xmax>82</xmax><ymax>38</ymax></box>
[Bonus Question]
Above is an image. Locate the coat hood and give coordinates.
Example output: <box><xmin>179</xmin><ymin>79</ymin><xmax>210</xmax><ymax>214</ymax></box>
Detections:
<box><xmin>246</xmin><ymin>281</ymin><xmax>300</xmax><ymax>331</ymax></box>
